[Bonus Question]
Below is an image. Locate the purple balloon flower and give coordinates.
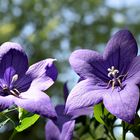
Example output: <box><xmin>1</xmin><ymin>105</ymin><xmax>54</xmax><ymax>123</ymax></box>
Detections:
<box><xmin>0</xmin><ymin>42</ymin><xmax>57</xmax><ymax>119</ymax></box>
<box><xmin>45</xmin><ymin>83</ymin><xmax>75</xmax><ymax>140</ymax></box>
<box><xmin>65</xmin><ymin>30</ymin><xmax>140</xmax><ymax>123</ymax></box>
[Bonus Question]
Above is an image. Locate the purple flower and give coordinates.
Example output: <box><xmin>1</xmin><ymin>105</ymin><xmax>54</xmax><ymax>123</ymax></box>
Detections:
<box><xmin>45</xmin><ymin>83</ymin><xmax>75</xmax><ymax>140</ymax></box>
<box><xmin>0</xmin><ymin>42</ymin><xmax>57</xmax><ymax>119</ymax></box>
<box><xmin>65</xmin><ymin>30</ymin><xmax>140</xmax><ymax>123</ymax></box>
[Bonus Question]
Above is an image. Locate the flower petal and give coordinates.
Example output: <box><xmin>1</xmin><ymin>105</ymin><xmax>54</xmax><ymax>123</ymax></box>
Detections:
<box><xmin>45</xmin><ymin>119</ymin><xmax>60</xmax><ymax>140</ymax></box>
<box><xmin>60</xmin><ymin>120</ymin><xmax>75</xmax><ymax>140</ymax></box>
<box><xmin>0</xmin><ymin>42</ymin><xmax>28</xmax><ymax>77</ymax></box>
<box><xmin>55</xmin><ymin>105</ymin><xmax>65</xmax><ymax>116</ymax></box>
<box><xmin>0</xmin><ymin>95</ymin><xmax>16</xmax><ymax>111</ymax></box>
<box><xmin>45</xmin><ymin>104</ymin><xmax>75</xmax><ymax>140</ymax></box>
<box><xmin>25</xmin><ymin>59</ymin><xmax>58</xmax><ymax>91</ymax></box>
<box><xmin>65</xmin><ymin>79</ymin><xmax>104</xmax><ymax>117</ymax></box>
<box><xmin>69</xmin><ymin>49</ymin><xmax>109</xmax><ymax>82</ymax></box>
<box><xmin>126</xmin><ymin>56</ymin><xmax>140</xmax><ymax>84</ymax></box>
<box><xmin>103</xmin><ymin>83</ymin><xmax>139</xmax><ymax>123</ymax></box>
<box><xmin>104</xmin><ymin>30</ymin><xmax>138</xmax><ymax>74</ymax></box>
<box><xmin>54</xmin><ymin>105</ymin><xmax>72</xmax><ymax>131</ymax></box>
<box><xmin>15</xmin><ymin>89</ymin><xmax>57</xmax><ymax>119</ymax></box>
<box><xmin>14</xmin><ymin>74</ymin><xmax>32</xmax><ymax>92</ymax></box>
<box><xmin>4</xmin><ymin>67</ymin><xmax>16</xmax><ymax>87</ymax></box>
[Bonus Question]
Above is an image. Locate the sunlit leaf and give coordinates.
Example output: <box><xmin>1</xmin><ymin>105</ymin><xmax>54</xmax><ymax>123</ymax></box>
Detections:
<box><xmin>15</xmin><ymin>114</ymin><xmax>40</xmax><ymax>132</ymax></box>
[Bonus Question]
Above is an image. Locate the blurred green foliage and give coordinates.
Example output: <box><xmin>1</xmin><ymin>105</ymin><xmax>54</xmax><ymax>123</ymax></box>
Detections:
<box><xmin>0</xmin><ymin>0</ymin><xmax>140</xmax><ymax>139</ymax></box>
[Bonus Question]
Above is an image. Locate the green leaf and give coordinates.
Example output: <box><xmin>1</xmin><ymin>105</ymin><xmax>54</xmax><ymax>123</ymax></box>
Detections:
<box><xmin>15</xmin><ymin>114</ymin><xmax>40</xmax><ymax>132</ymax></box>
<box><xmin>93</xmin><ymin>103</ymin><xmax>105</xmax><ymax>125</ymax></box>
<box><xmin>94</xmin><ymin>103</ymin><xmax>115</xmax><ymax>126</ymax></box>
<box><xmin>9</xmin><ymin>109</ymin><xmax>40</xmax><ymax>140</ymax></box>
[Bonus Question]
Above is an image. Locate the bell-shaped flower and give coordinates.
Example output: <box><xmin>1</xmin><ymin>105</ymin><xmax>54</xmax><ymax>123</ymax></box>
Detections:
<box><xmin>65</xmin><ymin>30</ymin><xmax>140</xmax><ymax>123</ymax></box>
<box><xmin>0</xmin><ymin>42</ymin><xmax>57</xmax><ymax>119</ymax></box>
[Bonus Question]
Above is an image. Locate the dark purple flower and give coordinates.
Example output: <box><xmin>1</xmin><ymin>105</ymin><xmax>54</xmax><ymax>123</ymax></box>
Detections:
<box><xmin>0</xmin><ymin>42</ymin><xmax>57</xmax><ymax>119</ymax></box>
<box><xmin>45</xmin><ymin>84</ymin><xmax>75</xmax><ymax>140</ymax></box>
<box><xmin>65</xmin><ymin>30</ymin><xmax>140</xmax><ymax>123</ymax></box>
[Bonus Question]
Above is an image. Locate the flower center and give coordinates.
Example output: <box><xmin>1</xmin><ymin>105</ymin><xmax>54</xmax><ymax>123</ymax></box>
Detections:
<box><xmin>107</xmin><ymin>66</ymin><xmax>127</xmax><ymax>90</ymax></box>
<box><xmin>107</xmin><ymin>66</ymin><xmax>119</xmax><ymax>78</ymax></box>
<box><xmin>2</xmin><ymin>74</ymin><xmax>20</xmax><ymax>97</ymax></box>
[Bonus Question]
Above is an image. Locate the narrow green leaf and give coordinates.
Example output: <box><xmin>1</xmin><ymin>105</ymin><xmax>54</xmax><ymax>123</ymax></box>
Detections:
<box><xmin>94</xmin><ymin>103</ymin><xmax>115</xmax><ymax>125</ymax></box>
<box><xmin>0</xmin><ymin>118</ymin><xmax>10</xmax><ymax>128</ymax></box>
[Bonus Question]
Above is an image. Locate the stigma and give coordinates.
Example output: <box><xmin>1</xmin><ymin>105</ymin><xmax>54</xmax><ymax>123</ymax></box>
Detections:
<box><xmin>107</xmin><ymin>66</ymin><xmax>119</xmax><ymax>78</ymax></box>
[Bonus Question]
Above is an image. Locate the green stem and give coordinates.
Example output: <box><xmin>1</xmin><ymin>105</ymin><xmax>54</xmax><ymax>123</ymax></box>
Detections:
<box><xmin>101</xmin><ymin>104</ymin><xmax>116</xmax><ymax>140</ymax></box>
<box><xmin>108</xmin><ymin>133</ymin><xmax>114</xmax><ymax>140</ymax></box>
<box><xmin>9</xmin><ymin>130</ymin><xmax>17</xmax><ymax>140</ymax></box>
<box><xmin>110</xmin><ymin>129</ymin><xmax>116</xmax><ymax>140</ymax></box>
<box><xmin>104</xmin><ymin>126</ymin><xmax>116</xmax><ymax>140</ymax></box>
<box><xmin>122</xmin><ymin>121</ymin><xmax>126</xmax><ymax>140</ymax></box>
<box><xmin>89</xmin><ymin>130</ymin><xmax>95</xmax><ymax>139</ymax></box>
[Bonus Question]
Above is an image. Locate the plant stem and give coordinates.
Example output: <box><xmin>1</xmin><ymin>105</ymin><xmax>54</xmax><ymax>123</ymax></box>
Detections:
<box><xmin>122</xmin><ymin>121</ymin><xmax>126</xmax><ymax>140</ymax></box>
<box><xmin>9</xmin><ymin>130</ymin><xmax>17</xmax><ymax>140</ymax></box>
<box><xmin>110</xmin><ymin>129</ymin><xmax>116</xmax><ymax>140</ymax></box>
<box><xmin>104</xmin><ymin>125</ymin><xmax>116</xmax><ymax>140</ymax></box>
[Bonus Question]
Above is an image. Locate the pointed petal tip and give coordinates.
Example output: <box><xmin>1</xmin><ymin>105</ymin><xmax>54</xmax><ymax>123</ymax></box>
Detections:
<box><xmin>45</xmin><ymin>58</ymin><xmax>57</xmax><ymax>63</ymax></box>
<box><xmin>113</xmin><ymin>29</ymin><xmax>137</xmax><ymax>42</ymax></box>
<box><xmin>53</xmin><ymin>58</ymin><xmax>57</xmax><ymax>62</ymax></box>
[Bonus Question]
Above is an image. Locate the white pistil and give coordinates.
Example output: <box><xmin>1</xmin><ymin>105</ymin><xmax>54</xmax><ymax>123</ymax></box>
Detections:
<box><xmin>11</xmin><ymin>74</ymin><xmax>18</xmax><ymax>83</ymax></box>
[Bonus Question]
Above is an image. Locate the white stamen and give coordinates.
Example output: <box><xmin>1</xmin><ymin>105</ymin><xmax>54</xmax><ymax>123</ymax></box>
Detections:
<box><xmin>2</xmin><ymin>84</ymin><xmax>8</xmax><ymax>89</ymax></box>
<box><xmin>13</xmin><ymin>88</ymin><xmax>20</xmax><ymax>95</ymax></box>
<box><xmin>11</xmin><ymin>74</ymin><xmax>18</xmax><ymax>83</ymax></box>
<box><xmin>107</xmin><ymin>68</ymin><xmax>111</xmax><ymax>71</ymax></box>
<box><xmin>111</xmin><ymin>66</ymin><xmax>115</xmax><ymax>70</ymax></box>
